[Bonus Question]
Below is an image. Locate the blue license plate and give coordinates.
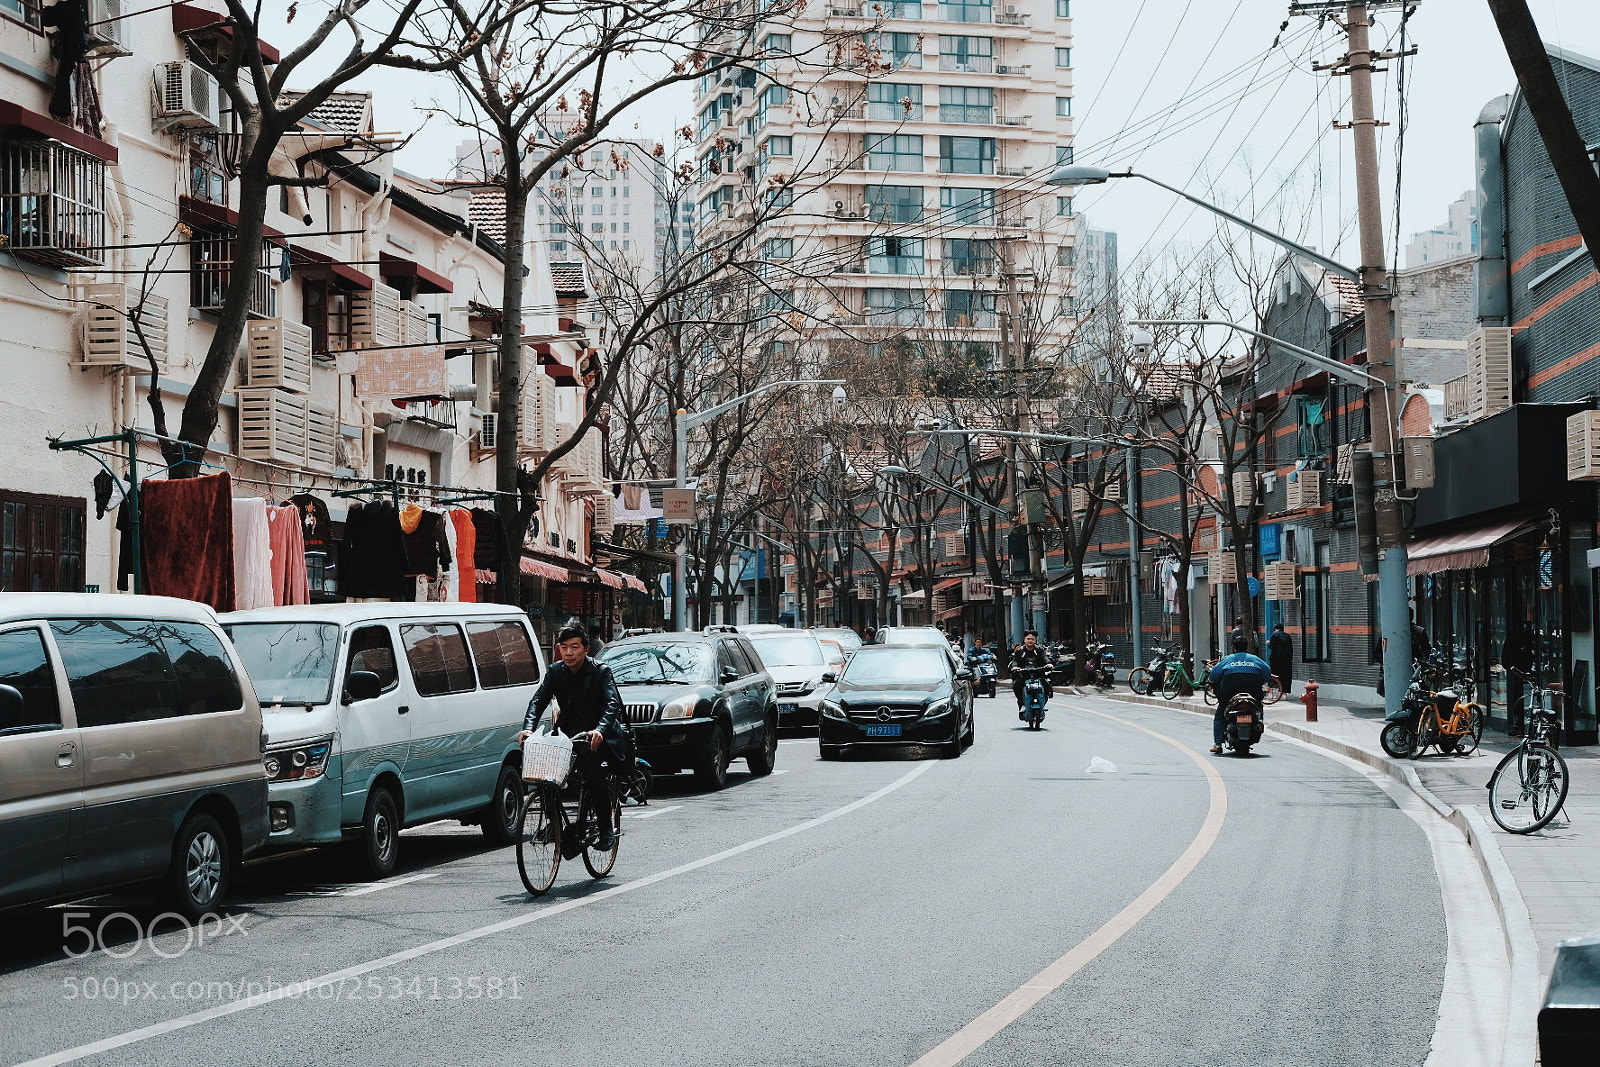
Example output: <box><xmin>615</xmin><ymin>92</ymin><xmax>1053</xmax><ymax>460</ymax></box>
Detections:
<box><xmin>864</xmin><ymin>724</ymin><xmax>902</xmax><ymax>738</ymax></box>
<box><xmin>779</xmin><ymin>703</ymin><xmax>798</xmax><ymax>714</ymax></box>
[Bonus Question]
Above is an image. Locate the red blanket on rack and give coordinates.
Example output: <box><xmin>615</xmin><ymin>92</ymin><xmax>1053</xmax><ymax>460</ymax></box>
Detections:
<box><xmin>141</xmin><ymin>472</ymin><xmax>236</xmax><ymax>612</ymax></box>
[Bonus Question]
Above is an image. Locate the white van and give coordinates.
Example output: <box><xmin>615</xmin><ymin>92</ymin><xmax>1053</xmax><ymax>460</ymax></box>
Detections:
<box><xmin>220</xmin><ymin>603</ymin><xmax>545</xmax><ymax>878</ymax></box>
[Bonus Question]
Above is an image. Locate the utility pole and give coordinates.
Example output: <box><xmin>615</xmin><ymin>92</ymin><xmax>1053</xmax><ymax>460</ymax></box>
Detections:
<box><xmin>1309</xmin><ymin>2</ymin><xmax>1411</xmax><ymax>715</ymax></box>
<box><xmin>998</xmin><ymin>236</ymin><xmax>1046</xmax><ymax>643</ymax></box>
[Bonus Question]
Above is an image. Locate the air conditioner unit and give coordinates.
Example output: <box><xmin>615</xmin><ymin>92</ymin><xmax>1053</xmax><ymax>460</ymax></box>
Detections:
<box><xmin>1231</xmin><ymin>471</ymin><xmax>1256</xmax><ymax>507</ymax></box>
<box><xmin>1207</xmin><ymin>550</ymin><xmax>1238</xmax><ymax>584</ymax></box>
<box><xmin>1334</xmin><ymin>442</ymin><xmax>1354</xmax><ymax>485</ymax></box>
<box><xmin>1402</xmin><ymin>436</ymin><xmax>1436</xmax><ymax>489</ymax></box>
<box><xmin>1103</xmin><ymin>479</ymin><xmax>1122</xmax><ymax>502</ymax></box>
<box><xmin>1070</xmin><ymin>485</ymin><xmax>1088</xmax><ymax>512</ymax></box>
<box><xmin>1264</xmin><ymin>560</ymin><xmax>1298</xmax><ymax>601</ymax></box>
<box><xmin>1568</xmin><ymin>411</ymin><xmax>1600</xmax><ymax>482</ymax></box>
<box><xmin>1467</xmin><ymin>326</ymin><xmax>1513</xmax><ymax>421</ymax></box>
<box><xmin>236</xmin><ymin>389</ymin><xmax>309</xmax><ymax>465</ymax></box>
<box><xmin>245</xmin><ymin>318</ymin><xmax>313</xmax><ymax>394</ymax></box>
<box><xmin>1285</xmin><ymin>469</ymin><xmax>1322</xmax><ymax>511</ymax></box>
<box><xmin>86</xmin><ymin>0</ymin><xmax>131</xmax><ymax>55</ymax></box>
<box><xmin>520</xmin><ymin>373</ymin><xmax>560</xmax><ymax>454</ymax></box>
<box><xmin>306</xmin><ymin>406</ymin><xmax>338</xmax><ymax>472</ymax></box>
<box><xmin>153</xmin><ymin>61</ymin><xmax>221</xmax><ymax>130</ymax></box>
<box><xmin>478</xmin><ymin>411</ymin><xmax>499</xmax><ymax>451</ymax></box>
<box><xmin>78</xmin><ymin>283</ymin><xmax>168</xmax><ymax>369</ymax></box>
<box><xmin>400</xmin><ymin>300</ymin><xmax>430</xmax><ymax>347</ymax></box>
<box><xmin>593</xmin><ymin>493</ymin><xmax>615</xmax><ymax>538</ymax></box>
<box><xmin>351</xmin><ymin>282</ymin><xmax>403</xmax><ymax>349</ymax></box>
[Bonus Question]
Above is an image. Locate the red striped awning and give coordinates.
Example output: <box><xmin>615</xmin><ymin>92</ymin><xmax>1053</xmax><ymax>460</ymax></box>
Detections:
<box><xmin>934</xmin><ymin>606</ymin><xmax>964</xmax><ymax>621</ymax></box>
<box><xmin>520</xmin><ymin>557</ymin><xmax>569</xmax><ymax>581</ymax></box>
<box><xmin>933</xmin><ymin>577</ymin><xmax>963</xmax><ymax>593</ymax></box>
<box><xmin>593</xmin><ymin>568</ymin><xmax>626</xmax><ymax>590</ymax></box>
<box><xmin>1406</xmin><ymin>516</ymin><xmax>1535</xmax><ymax>576</ymax></box>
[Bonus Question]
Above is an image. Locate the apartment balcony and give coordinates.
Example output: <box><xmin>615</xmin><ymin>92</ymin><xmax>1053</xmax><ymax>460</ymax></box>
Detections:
<box><xmin>994</xmin><ymin>64</ymin><xmax>1031</xmax><ymax>76</ymax></box>
<box><xmin>938</xmin><ymin>56</ymin><xmax>993</xmax><ymax>73</ymax></box>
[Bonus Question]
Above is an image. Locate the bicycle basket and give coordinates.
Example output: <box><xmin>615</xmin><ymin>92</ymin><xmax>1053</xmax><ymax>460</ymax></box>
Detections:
<box><xmin>522</xmin><ymin>732</ymin><xmax>574</xmax><ymax>786</ymax></box>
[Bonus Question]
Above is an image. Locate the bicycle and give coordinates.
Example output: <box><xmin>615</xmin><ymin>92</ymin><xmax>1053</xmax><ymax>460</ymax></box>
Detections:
<box><xmin>516</xmin><ymin>740</ymin><xmax>623</xmax><ymax>896</ymax></box>
<box><xmin>1408</xmin><ymin>679</ymin><xmax>1484</xmax><ymax>760</ymax></box>
<box><xmin>1127</xmin><ymin>645</ymin><xmax>1173</xmax><ymax>696</ymax></box>
<box><xmin>1487</xmin><ymin>669</ymin><xmax>1570</xmax><ymax>834</ymax></box>
<box><xmin>1161</xmin><ymin>657</ymin><xmax>1216</xmax><ymax>703</ymax></box>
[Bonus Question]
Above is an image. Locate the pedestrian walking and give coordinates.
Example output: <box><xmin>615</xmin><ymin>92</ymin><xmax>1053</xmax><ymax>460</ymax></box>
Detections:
<box><xmin>1268</xmin><ymin>622</ymin><xmax>1293</xmax><ymax>697</ymax></box>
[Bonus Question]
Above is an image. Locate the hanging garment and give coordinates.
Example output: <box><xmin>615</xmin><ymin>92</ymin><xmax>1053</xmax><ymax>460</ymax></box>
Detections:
<box><xmin>441</xmin><ymin>508</ymin><xmax>459</xmax><ymax>602</ymax></box>
<box><xmin>470</xmin><ymin>507</ymin><xmax>505</xmax><ymax>571</ymax></box>
<box><xmin>621</xmin><ymin>485</ymin><xmax>645</xmax><ymax>511</ymax></box>
<box><xmin>232</xmin><ymin>497</ymin><xmax>275</xmax><ymax>610</ymax></box>
<box><xmin>92</xmin><ymin>470</ymin><xmax>123</xmax><ymax>520</ymax></box>
<box><xmin>139</xmin><ymin>472</ymin><xmax>235</xmax><ymax>611</ymax></box>
<box><xmin>267</xmin><ymin>503</ymin><xmax>311</xmax><ymax>606</ymax></box>
<box><xmin>399</xmin><ymin>505</ymin><xmax>452</xmax><ymax>578</ymax></box>
<box><xmin>114</xmin><ymin>502</ymin><xmax>135</xmax><ymax>591</ymax></box>
<box><xmin>289</xmin><ymin>493</ymin><xmax>333</xmax><ymax>553</ymax></box>
<box><xmin>340</xmin><ymin>500</ymin><xmax>409</xmax><ymax>600</ymax></box>
<box><xmin>449</xmin><ymin>509</ymin><xmax>478</xmax><ymax>603</ymax></box>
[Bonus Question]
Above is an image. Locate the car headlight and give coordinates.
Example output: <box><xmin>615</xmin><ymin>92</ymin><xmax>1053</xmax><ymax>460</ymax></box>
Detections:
<box><xmin>265</xmin><ymin>736</ymin><xmax>333</xmax><ymax>781</ymax></box>
<box><xmin>659</xmin><ymin>696</ymin><xmax>698</xmax><ymax>720</ymax></box>
<box><xmin>821</xmin><ymin>699</ymin><xmax>847</xmax><ymax>720</ymax></box>
<box><xmin>922</xmin><ymin>699</ymin><xmax>952</xmax><ymax>719</ymax></box>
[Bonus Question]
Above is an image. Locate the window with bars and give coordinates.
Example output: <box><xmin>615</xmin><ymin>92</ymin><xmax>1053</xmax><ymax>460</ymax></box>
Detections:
<box><xmin>0</xmin><ymin>0</ymin><xmax>42</xmax><ymax>29</ymax></box>
<box><xmin>0</xmin><ymin>138</ymin><xmax>107</xmax><ymax>268</ymax></box>
<box><xmin>190</xmin><ymin>229</ymin><xmax>282</xmax><ymax>318</ymax></box>
<box><xmin>0</xmin><ymin>492</ymin><xmax>85</xmax><ymax>593</ymax></box>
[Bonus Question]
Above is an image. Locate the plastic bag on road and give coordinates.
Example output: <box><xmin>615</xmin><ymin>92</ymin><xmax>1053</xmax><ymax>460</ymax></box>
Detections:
<box><xmin>1085</xmin><ymin>756</ymin><xmax>1118</xmax><ymax>774</ymax></box>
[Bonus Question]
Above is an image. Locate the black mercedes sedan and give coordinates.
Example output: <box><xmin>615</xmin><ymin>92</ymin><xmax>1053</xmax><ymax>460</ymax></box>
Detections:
<box><xmin>817</xmin><ymin>644</ymin><xmax>974</xmax><ymax>760</ymax></box>
<box><xmin>597</xmin><ymin>632</ymin><xmax>778</xmax><ymax>790</ymax></box>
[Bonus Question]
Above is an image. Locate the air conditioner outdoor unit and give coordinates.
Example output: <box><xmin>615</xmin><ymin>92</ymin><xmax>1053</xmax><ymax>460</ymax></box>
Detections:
<box><xmin>1467</xmin><ymin>326</ymin><xmax>1513</xmax><ymax>421</ymax></box>
<box><xmin>153</xmin><ymin>61</ymin><xmax>221</xmax><ymax>130</ymax></box>
<box><xmin>86</xmin><ymin>0</ymin><xmax>131</xmax><ymax>55</ymax></box>
<box><xmin>479</xmin><ymin>411</ymin><xmax>499</xmax><ymax>451</ymax></box>
<box><xmin>1285</xmin><ymin>469</ymin><xmax>1322</xmax><ymax>511</ymax></box>
<box><xmin>1264</xmin><ymin>560</ymin><xmax>1298</xmax><ymax>601</ymax></box>
<box><xmin>78</xmin><ymin>283</ymin><xmax>168</xmax><ymax>369</ymax></box>
<box><xmin>237</xmin><ymin>389</ymin><xmax>309</xmax><ymax>466</ymax></box>
<box><xmin>245</xmin><ymin>318</ymin><xmax>314</xmax><ymax>394</ymax></box>
<box><xmin>1231</xmin><ymin>471</ymin><xmax>1256</xmax><ymax>507</ymax></box>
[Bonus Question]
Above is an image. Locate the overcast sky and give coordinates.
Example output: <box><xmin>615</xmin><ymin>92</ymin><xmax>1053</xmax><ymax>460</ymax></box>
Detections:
<box><xmin>270</xmin><ymin>1</ymin><xmax>1600</xmax><ymax>277</ymax></box>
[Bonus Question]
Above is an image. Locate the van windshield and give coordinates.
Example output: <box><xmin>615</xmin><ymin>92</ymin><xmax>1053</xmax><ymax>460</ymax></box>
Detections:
<box><xmin>225</xmin><ymin>623</ymin><xmax>341</xmax><ymax>705</ymax></box>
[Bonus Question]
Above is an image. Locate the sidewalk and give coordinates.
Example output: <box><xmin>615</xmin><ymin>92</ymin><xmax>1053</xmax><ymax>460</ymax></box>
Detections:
<box><xmin>1101</xmin><ymin>685</ymin><xmax>1598</xmax><ymax>1066</ymax></box>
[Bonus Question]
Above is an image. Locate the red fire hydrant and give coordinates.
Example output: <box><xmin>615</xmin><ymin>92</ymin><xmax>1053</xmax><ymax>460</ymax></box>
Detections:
<box><xmin>1302</xmin><ymin>679</ymin><xmax>1319</xmax><ymax>722</ymax></box>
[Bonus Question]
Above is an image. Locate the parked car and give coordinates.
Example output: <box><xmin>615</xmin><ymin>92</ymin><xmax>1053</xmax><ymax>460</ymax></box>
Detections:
<box><xmin>222</xmin><ymin>603</ymin><xmax>545</xmax><ymax>878</ymax></box>
<box><xmin>598</xmin><ymin>631</ymin><xmax>777</xmax><ymax>789</ymax></box>
<box><xmin>811</xmin><ymin>627</ymin><xmax>863</xmax><ymax>661</ymax></box>
<box><xmin>0</xmin><ymin>594</ymin><xmax>269</xmax><ymax>918</ymax></box>
<box><xmin>746</xmin><ymin>629</ymin><xmax>834</xmax><ymax>728</ymax></box>
<box><xmin>818</xmin><ymin>644</ymin><xmax>975</xmax><ymax>760</ymax></box>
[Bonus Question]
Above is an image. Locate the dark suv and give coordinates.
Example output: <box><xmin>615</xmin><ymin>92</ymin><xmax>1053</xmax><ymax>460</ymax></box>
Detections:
<box><xmin>597</xmin><ymin>631</ymin><xmax>778</xmax><ymax>790</ymax></box>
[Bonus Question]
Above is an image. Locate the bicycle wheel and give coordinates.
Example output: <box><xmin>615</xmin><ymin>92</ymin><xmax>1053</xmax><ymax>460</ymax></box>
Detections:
<box><xmin>1489</xmin><ymin>744</ymin><xmax>1569</xmax><ymax>834</ymax></box>
<box><xmin>1380</xmin><ymin>721</ymin><xmax>1415</xmax><ymax>759</ymax></box>
<box><xmin>1128</xmin><ymin>668</ymin><xmax>1154</xmax><ymax>696</ymax></box>
<box><xmin>1202</xmin><ymin>679</ymin><xmax>1216</xmax><ymax>706</ymax></box>
<box><xmin>582</xmin><ymin>790</ymin><xmax>622</xmax><ymax>879</ymax></box>
<box><xmin>617</xmin><ymin>763</ymin><xmax>652</xmax><ymax>807</ymax></box>
<box><xmin>1263</xmin><ymin>679</ymin><xmax>1283</xmax><ymax>705</ymax></box>
<box><xmin>1455</xmin><ymin>707</ymin><xmax>1484</xmax><ymax>756</ymax></box>
<box><xmin>1161</xmin><ymin>669</ymin><xmax>1182</xmax><ymax>701</ymax></box>
<box><xmin>1409</xmin><ymin>717</ymin><xmax>1436</xmax><ymax>760</ymax></box>
<box><xmin>516</xmin><ymin>786</ymin><xmax>560</xmax><ymax>896</ymax></box>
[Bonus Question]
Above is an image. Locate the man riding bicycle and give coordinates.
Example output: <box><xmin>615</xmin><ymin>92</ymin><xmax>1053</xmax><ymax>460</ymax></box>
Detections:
<box><xmin>1208</xmin><ymin>634</ymin><xmax>1272</xmax><ymax>755</ymax></box>
<box><xmin>518</xmin><ymin>624</ymin><xmax>625</xmax><ymax>853</ymax></box>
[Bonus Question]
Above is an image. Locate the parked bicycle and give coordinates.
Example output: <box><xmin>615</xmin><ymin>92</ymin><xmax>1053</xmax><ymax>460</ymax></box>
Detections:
<box><xmin>1487</xmin><ymin>668</ymin><xmax>1570</xmax><ymax>834</ymax></box>
<box><xmin>1380</xmin><ymin>656</ymin><xmax>1477</xmax><ymax>759</ymax></box>
<box><xmin>1161</xmin><ymin>657</ymin><xmax>1215</xmax><ymax>703</ymax></box>
<box><xmin>1408</xmin><ymin>675</ymin><xmax>1484</xmax><ymax>760</ymax></box>
<box><xmin>1127</xmin><ymin>645</ymin><xmax>1173</xmax><ymax>696</ymax></box>
<box><xmin>516</xmin><ymin>733</ymin><xmax>623</xmax><ymax>896</ymax></box>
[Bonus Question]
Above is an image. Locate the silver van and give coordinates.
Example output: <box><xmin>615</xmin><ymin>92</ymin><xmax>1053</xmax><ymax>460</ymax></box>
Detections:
<box><xmin>0</xmin><ymin>594</ymin><xmax>268</xmax><ymax>918</ymax></box>
<box><xmin>221</xmin><ymin>603</ymin><xmax>545</xmax><ymax>878</ymax></box>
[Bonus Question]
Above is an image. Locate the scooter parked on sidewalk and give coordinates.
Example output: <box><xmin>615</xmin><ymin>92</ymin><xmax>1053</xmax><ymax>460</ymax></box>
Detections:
<box><xmin>1014</xmin><ymin>665</ymin><xmax>1050</xmax><ymax>729</ymax></box>
<box><xmin>1223</xmin><ymin>692</ymin><xmax>1264</xmax><ymax>756</ymax></box>
<box><xmin>1082</xmin><ymin>641</ymin><xmax>1116</xmax><ymax>689</ymax></box>
<box><xmin>967</xmin><ymin>647</ymin><xmax>999</xmax><ymax>698</ymax></box>
<box><xmin>1127</xmin><ymin>644</ymin><xmax>1174</xmax><ymax>695</ymax></box>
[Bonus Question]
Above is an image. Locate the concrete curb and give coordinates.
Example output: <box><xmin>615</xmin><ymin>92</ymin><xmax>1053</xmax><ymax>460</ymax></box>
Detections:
<box><xmin>1102</xmin><ymin>691</ymin><xmax>1539</xmax><ymax>1067</ymax></box>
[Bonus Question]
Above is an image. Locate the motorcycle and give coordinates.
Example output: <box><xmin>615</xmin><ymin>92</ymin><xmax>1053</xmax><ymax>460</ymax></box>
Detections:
<box><xmin>1223</xmin><ymin>692</ymin><xmax>1264</xmax><ymax>756</ymax></box>
<box><xmin>1082</xmin><ymin>641</ymin><xmax>1116</xmax><ymax>689</ymax></box>
<box><xmin>1047</xmin><ymin>642</ymin><xmax>1075</xmax><ymax>687</ymax></box>
<box><xmin>967</xmin><ymin>648</ymin><xmax>999</xmax><ymax>698</ymax></box>
<box><xmin>1128</xmin><ymin>645</ymin><xmax>1173</xmax><ymax>695</ymax></box>
<box><xmin>1014</xmin><ymin>665</ymin><xmax>1050</xmax><ymax>729</ymax></box>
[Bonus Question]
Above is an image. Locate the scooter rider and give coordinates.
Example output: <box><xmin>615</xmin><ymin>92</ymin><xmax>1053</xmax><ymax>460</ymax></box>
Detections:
<box><xmin>1010</xmin><ymin>630</ymin><xmax>1053</xmax><ymax>709</ymax></box>
<box><xmin>1208</xmin><ymin>634</ymin><xmax>1272</xmax><ymax>754</ymax></box>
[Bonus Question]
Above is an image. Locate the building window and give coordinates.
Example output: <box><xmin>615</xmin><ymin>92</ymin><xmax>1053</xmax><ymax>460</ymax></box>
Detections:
<box><xmin>943</xmin><ymin>237</ymin><xmax>994</xmax><ymax>275</ymax></box>
<box><xmin>864</xmin><ymin>31</ymin><xmax>923</xmax><ymax>69</ymax></box>
<box><xmin>551</xmin><ymin>241</ymin><xmax>568</xmax><ymax>252</ymax></box>
<box><xmin>944</xmin><ymin>289</ymin><xmax>996</xmax><ymax>328</ymax></box>
<box><xmin>939</xmin><ymin>136</ymin><xmax>995</xmax><ymax>174</ymax></box>
<box><xmin>866</xmin><ymin>133</ymin><xmax>924</xmax><ymax>172</ymax></box>
<box><xmin>1</xmin><ymin>492</ymin><xmax>85</xmax><ymax>592</ymax></box>
<box><xmin>1056</xmin><ymin>145</ymin><xmax>1074</xmax><ymax>164</ymax></box>
<box><xmin>1055</xmin><ymin>47</ymin><xmax>1071</xmax><ymax>67</ymax></box>
<box><xmin>867</xmin><ymin>235</ymin><xmax>925</xmax><ymax>274</ymax></box>
<box><xmin>938</xmin><ymin>0</ymin><xmax>992</xmax><ymax>23</ymax></box>
<box><xmin>1057</xmin><ymin>245</ymin><xmax>1076</xmax><ymax>266</ymax></box>
<box><xmin>867</xmin><ymin>82</ymin><xmax>923</xmax><ymax>121</ymax></box>
<box><xmin>191</xmin><ymin>229</ymin><xmax>281</xmax><ymax>318</ymax></box>
<box><xmin>300</xmin><ymin>277</ymin><xmax>353</xmax><ymax>354</ymax></box>
<box><xmin>1295</xmin><ymin>396</ymin><xmax>1329</xmax><ymax>457</ymax></box>
<box><xmin>1300</xmin><ymin>543</ymin><xmax>1332</xmax><ymax>662</ymax></box>
<box><xmin>762</xmin><ymin>32</ymin><xmax>792</xmax><ymax>53</ymax></box>
<box><xmin>0</xmin><ymin>138</ymin><xmax>108</xmax><ymax>268</ymax></box>
<box><xmin>591</xmin><ymin>222</ymin><xmax>604</xmax><ymax>232</ymax></box>
<box><xmin>550</xmin><ymin>223</ymin><xmax>568</xmax><ymax>234</ymax></box>
<box><xmin>1055</xmin><ymin>96</ymin><xmax>1073</xmax><ymax>117</ymax></box>
<box><xmin>864</xmin><ymin>287</ymin><xmax>925</xmax><ymax>327</ymax></box>
<box><xmin>939</xmin><ymin>85</ymin><xmax>993</xmax><ymax>124</ymax></box>
<box><xmin>1056</xmin><ymin>196</ymin><xmax>1074</xmax><ymax>217</ymax></box>
<box><xmin>941</xmin><ymin>186</ymin><xmax>994</xmax><ymax>224</ymax></box>
<box><xmin>764</xmin><ymin>236</ymin><xmax>793</xmax><ymax>259</ymax></box>
<box><xmin>864</xmin><ymin>184</ymin><xmax>925</xmax><ymax>223</ymax></box>
<box><xmin>938</xmin><ymin>35</ymin><xmax>993</xmax><ymax>72</ymax></box>
<box><xmin>1055</xmin><ymin>0</ymin><xmax>1070</xmax><ymax>15</ymax></box>
<box><xmin>0</xmin><ymin>0</ymin><xmax>43</xmax><ymax>28</ymax></box>
<box><xmin>764</xmin><ymin>135</ymin><xmax>793</xmax><ymax>157</ymax></box>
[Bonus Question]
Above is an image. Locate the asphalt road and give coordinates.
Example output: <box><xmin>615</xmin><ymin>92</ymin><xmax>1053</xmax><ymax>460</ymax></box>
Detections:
<box><xmin>2</xmin><ymin>692</ymin><xmax>1446</xmax><ymax>1067</ymax></box>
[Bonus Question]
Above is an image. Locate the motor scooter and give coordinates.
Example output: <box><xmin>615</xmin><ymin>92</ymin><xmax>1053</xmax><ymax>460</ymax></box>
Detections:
<box><xmin>1223</xmin><ymin>692</ymin><xmax>1264</xmax><ymax>756</ymax></box>
<box><xmin>1083</xmin><ymin>641</ymin><xmax>1116</xmax><ymax>688</ymax></box>
<box><xmin>967</xmin><ymin>647</ymin><xmax>998</xmax><ymax>698</ymax></box>
<box><xmin>1014</xmin><ymin>665</ymin><xmax>1050</xmax><ymax>729</ymax></box>
<box><xmin>1047</xmin><ymin>643</ymin><xmax>1075</xmax><ymax>687</ymax></box>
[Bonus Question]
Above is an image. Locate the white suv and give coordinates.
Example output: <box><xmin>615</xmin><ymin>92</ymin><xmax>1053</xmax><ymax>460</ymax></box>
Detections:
<box><xmin>746</xmin><ymin>630</ymin><xmax>834</xmax><ymax>728</ymax></box>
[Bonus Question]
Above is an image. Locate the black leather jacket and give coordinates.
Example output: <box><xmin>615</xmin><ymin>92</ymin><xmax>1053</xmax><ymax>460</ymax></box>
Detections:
<box><xmin>1010</xmin><ymin>646</ymin><xmax>1050</xmax><ymax>674</ymax></box>
<box><xmin>524</xmin><ymin>658</ymin><xmax>625</xmax><ymax>760</ymax></box>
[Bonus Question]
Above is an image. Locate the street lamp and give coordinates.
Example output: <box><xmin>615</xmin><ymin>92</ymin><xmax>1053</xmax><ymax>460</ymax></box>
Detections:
<box><xmin>673</xmin><ymin>379</ymin><xmax>846</xmax><ymax>631</ymax></box>
<box><xmin>1045</xmin><ymin>163</ymin><xmax>1412</xmax><ymax>717</ymax></box>
<box><xmin>876</xmin><ymin>465</ymin><xmax>1010</xmax><ymax>517</ymax></box>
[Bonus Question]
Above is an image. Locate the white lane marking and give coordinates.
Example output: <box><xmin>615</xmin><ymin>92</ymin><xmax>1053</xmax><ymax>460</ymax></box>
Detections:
<box><xmin>627</xmin><ymin>805</ymin><xmax>682</xmax><ymax>820</ymax></box>
<box><xmin>338</xmin><ymin>872</ymin><xmax>442</xmax><ymax>897</ymax></box>
<box><xmin>910</xmin><ymin>702</ymin><xmax>1228</xmax><ymax>1067</ymax></box>
<box><xmin>19</xmin><ymin>761</ymin><xmax>938</xmax><ymax>1067</ymax></box>
<box><xmin>778</xmin><ymin>739</ymin><xmax>812</xmax><ymax>745</ymax></box>
<box><xmin>771</xmin><ymin>769</ymin><xmax>790</xmax><ymax>776</ymax></box>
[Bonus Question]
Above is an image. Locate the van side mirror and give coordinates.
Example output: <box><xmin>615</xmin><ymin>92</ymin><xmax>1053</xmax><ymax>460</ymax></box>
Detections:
<box><xmin>720</xmin><ymin>667</ymin><xmax>739</xmax><ymax>684</ymax></box>
<box><xmin>0</xmin><ymin>684</ymin><xmax>23</xmax><ymax>731</ymax></box>
<box><xmin>821</xmin><ymin>671</ymin><xmax>837</xmax><ymax>684</ymax></box>
<box><xmin>345</xmin><ymin>671</ymin><xmax>383</xmax><ymax>704</ymax></box>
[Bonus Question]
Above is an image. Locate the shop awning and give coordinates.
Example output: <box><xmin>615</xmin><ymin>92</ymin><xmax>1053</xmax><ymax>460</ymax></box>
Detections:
<box><xmin>290</xmin><ymin>244</ymin><xmax>373</xmax><ymax>289</ymax></box>
<box><xmin>379</xmin><ymin>251</ymin><xmax>453</xmax><ymax>293</ymax></box>
<box><xmin>594</xmin><ymin>568</ymin><xmax>626</xmax><ymax>590</ymax></box>
<box><xmin>519</xmin><ymin>557</ymin><xmax>569</xmax><ymax>582</ymax></box>
<box><xmin>621</xmin><ymin>573</ymin><xmax>648</xmax><ymax>593</ymax></box>
<box><xmin>1406</xmin><ymin>516</ymin><xmax>1536</xmax><ymax>576</ymax></box>
<box><xmin>0</xmin><ymin>102</ymin><xmax>117</xmax><ymax>163</ymax></box>
<box><xmin>934</xmin><ymin>606</ymin><xmax>964</xmax><ymax>621</ymax></box>
<box><xmin>933</xmin><ymin>577</ymin><xmax>963</xmax><ymax>593</ymax></box>
<box><xmin>901</xmin><ymin>589</ymin><xmax>926</xmax><ymax>601</ymax></box>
